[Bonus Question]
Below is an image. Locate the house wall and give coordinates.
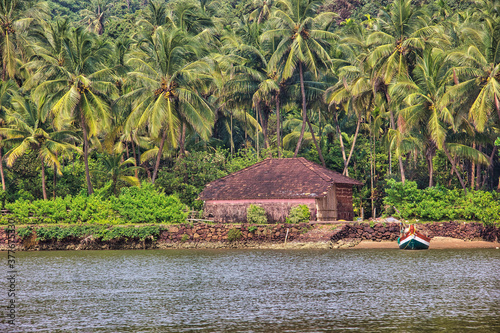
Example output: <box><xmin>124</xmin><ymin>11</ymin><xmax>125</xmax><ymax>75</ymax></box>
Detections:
<box><xmin>203</xmin><ymin>198</ymin><xmax>317</xmax><ymax>223</ymax></box>
<box><xmin>316</xmin><ymin>185</ymin><xmax>338</xmax><ymax>221</ymax></box>
<box><xmin>336</xmin><ymin>184</ymin><xmax>354</xmax><ymax>220</ymax></box>
<box><xmin>315</xmin><ymin>184</ymin><xmax>355</xmax><ymax>221</ymax></box>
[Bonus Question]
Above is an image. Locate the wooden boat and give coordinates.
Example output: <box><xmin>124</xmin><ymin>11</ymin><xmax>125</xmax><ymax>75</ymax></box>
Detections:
<box><xmin>398</xmin><ymin>224</ymin><xmax>430</xmax><ymax>250</ymax></box>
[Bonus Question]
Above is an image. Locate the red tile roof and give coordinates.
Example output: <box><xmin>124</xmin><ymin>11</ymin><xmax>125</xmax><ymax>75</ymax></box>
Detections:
<box><xmin>199</xmin><ymin>157</ymin><xmax>363</xmax><ymax>200</ymax></box>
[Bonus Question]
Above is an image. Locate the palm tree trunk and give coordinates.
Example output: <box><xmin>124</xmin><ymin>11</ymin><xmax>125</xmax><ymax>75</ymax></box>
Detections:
<box><xmin>343</xmin><ymin>114</ymin><xmax>361</xmax><ymax>176</ymax></box>
<box><xmin>131</xmin><ymin>139</ymin><xmax>138</xmax><ymax>179</ymax></box>
<box><xmin>244</xmin><ymin>110</ymin><xmax>247</xmax><ymax>142</ymax></box>
<box><xmin>256</xmin><ymin>104</ymin><xmax>269</xmax><ymax>149</ymax></box>
<box><xmin>305</xmin><ymin>113</ymin><xmax>326</xmax><ymax>167</ymax></box>
<box><xmin>427</xmin><ymin>153</ymin><xmax>434</xmax><ymax>187</ymax></box>
<box><xmin>481</xmin><ymin>146</ymin><xmax>497</xmax><ymax>188</ymax></box>
<box><xmin>370</xmin><ymin>129</ymin><xmax>375</xmax><ymax>218</ymax></box>
<box><xmin>230</xmin><ymin>112</ymin><xmax>234</xmax><ymax>157</ymax></box>
<box><xmin>276</xmin><ymin>94</ymin><xmax>281</xmax><ymax>158</ymax></box>
<box><xmin>443</xmin><ymin>145</ymin><xmax>467</xmax><ymax>194</ymax></box>
<box><xmin>333</xmin><ymin>108</ymin><xmax>347</xmax><ymax>167</ymax></box>
<box><xmin>294</xmin><ymin>63</ymin><xmax>308</xmax><ymax>158</ymax></box>
<box><xmin>256</xmin><ymin>103</ymin><xmax>260</xmax><ymax>158</ymax></box>
<box><xmin>471</xmin><ymin>142</ymin><xmax>476</xmax><ymax>190</ymax></box>
<box><xmin>152</xmin><ymin>130</ymin><xmax>167</xmax><ymax>184</ymax></box>
<box><xmin>81</xmin><ymin>113</ymin><xmax>94</xmax><ymax>195</ymax></box>
<box><xmin>0</xmin><ymin>145</ymin><xmax>5</xmax><ymax>191</ymax></box>
<box><xmin>179</xmin><ymin>122</ymin><xmax>186</xmax><ymax>158</ymax></box>
<box><xmin>385</xmin><ymin>91</ymin><xmax>405</xmax><ymax>183</ymax></box>
<box><xmin>41</xmin><ymin>159</ymin><xmax>47</xmax><ymax>200</ymax></box>
<box><xmin>53</xmin><ymin>165</ymin><xmax>57</xmax><ymax>200</ymax></box>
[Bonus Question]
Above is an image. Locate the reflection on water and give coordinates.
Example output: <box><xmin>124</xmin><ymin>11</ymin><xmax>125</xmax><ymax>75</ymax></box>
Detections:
<box><xmin>4</xmin><ymin>248</ymin><xmax>500</xmax><ymax>332</ymax></box>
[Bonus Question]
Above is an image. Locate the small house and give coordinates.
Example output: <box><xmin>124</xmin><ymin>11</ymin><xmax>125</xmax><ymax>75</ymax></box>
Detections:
<box><xmin>199</xmin><ymin>157</ymin><xmax>362</xmax><ymax>223</ymax></box>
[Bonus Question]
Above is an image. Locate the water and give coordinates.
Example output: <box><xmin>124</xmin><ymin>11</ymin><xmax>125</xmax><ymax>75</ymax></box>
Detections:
<box><xmin>2</xmin><ymin>249</ymin><xmax>499</xmax><ymax>332</ymax></box>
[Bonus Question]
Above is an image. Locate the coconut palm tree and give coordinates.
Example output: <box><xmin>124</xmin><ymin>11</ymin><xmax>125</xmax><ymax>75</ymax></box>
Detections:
<box><xmin>367</xmin><ymin>0</ymin><xmax>447</xmax><ymax>182</ymax></box>
<box><xmin>326</xmin><ymin>28</ymin><xmax>373</xmax><ymax>176</ymax></box>
<box><xmin>80</xmin><ymin>0</ymin><xmax>113</xmax><ymax>35</ymax></box>
<box><xmin>249</xmin><ymin>0</ymin><xmax>275</xmax><ymax>24</ymax></box>
<box><xmin>0</xmin><ymin>79</ymin><xmax>16</xmax><ymax>191</ymax></box>
<box><xmin>92</xmin><ymin>152</ymin><xmax>140</xmax><ymax>196</ymax></box>
<box><xmin>22</xmin><ymin>19</ymin><xmax>71</xmax><ymax>91</ymax></box>
<box><xmin>0</xmin><ymin>0</ymin><xmax>48</xmax><ymax>80</ymax></box>
<box><xmin>446</xmin><ymin>11</ymin><xmax>500</xmax><ymax>132</ymax></box>
<box><xmin>124</xmin><ymin>27</ymin><xmax>213</xmax><ymax>184</ymax></box>
<box><xmin>262</xmin><ymin>0</ymin><xmax>336</xmax><ymax>163</ymax></box>
<box><xmin>391</xmin><ymin>48</ymin><xmax>489</xmax><ymax>191</ymax></box>
<box><xmin>31</xmin><ymin>27</ymin><xmax>117</xmax><ymax>195</ymax></box>
<box><xmin>1</xmin><ymin>95</ymin><xmax>79</xmax><ymax>200</ymax></box>
<box><xmin>137</xmin><ymin>0</ymin><xmax>169</xmax><ymax>35</ymax></box>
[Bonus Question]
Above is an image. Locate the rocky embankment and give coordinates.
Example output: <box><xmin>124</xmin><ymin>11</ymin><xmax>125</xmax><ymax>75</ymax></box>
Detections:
<box><xmin>0</xmin><ymin>221</ymin><xmax>498</xmax><ymax>251</ymax></box>
<box><xmin>330</xmin><ymin>221</ymin><xmax>500</xmax><ymax>243</ymax></box>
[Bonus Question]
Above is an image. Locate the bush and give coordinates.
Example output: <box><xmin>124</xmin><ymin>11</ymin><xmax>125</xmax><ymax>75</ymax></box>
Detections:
<box><xmin>227</xmin><ymin>228</ymin><xmax>243</xmax><ymax>242</ymax></box>
<box><xmin>384</xmin><ymin>179</ymin><xmax>500</xmax><ymax>225</ymax></box>
<box><xmin>4</xmin><ymin>184</ymin><xmax>188</xmax><ymax>225</ymax></box>
<box><xmin>0</xmin><ymin>189</ymin><xmax>6</xmax><ymax>209</ymax></box>
<box><xmin>16</xmin><ymin>225</ymin><xmax>161</xmax><ymax>242</ymax></box>
<box><xmin>112</xmin><ymin>183</ymin><xmax>188</xmax><ymax>224</ymax></box>
<box><xmin>247</xmin><ymin>204</ymin><xmax>267</xmax><ymax>224</ymax></box>
<box><xmin>286</xmin><ymin>205</ymin><xmax>311</xmax><ymax>224</ymax></box>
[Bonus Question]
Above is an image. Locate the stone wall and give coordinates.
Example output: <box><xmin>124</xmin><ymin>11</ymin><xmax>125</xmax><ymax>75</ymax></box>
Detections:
<box><xmin>0</xmin><ymin>223</ymin><xmax>314</xmax><ymax>251</ymax></box>
<box><xmin>330</xmin><ymin>222</ymin><xmax>500</xmax><ymax>242</ymax></box>
<box><xmin>1</xmin><ymin>221</ymin><xmax>498</xmax><ymax>251</ymax></box>
<box><xmin>159</xmin><ymin>223</ymin><xmax>311</xmax><ymax>243</ymax></box>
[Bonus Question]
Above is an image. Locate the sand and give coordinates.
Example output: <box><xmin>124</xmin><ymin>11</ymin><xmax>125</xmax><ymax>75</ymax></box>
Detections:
<box><xmin>353</xmin><ymin>237</ymin><xmax>500</xmax><ymax>249</ymax></box>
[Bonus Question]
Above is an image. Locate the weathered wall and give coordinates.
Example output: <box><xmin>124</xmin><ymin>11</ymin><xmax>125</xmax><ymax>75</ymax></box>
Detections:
<box><xmin>330</xmin><ymin>222</ymin><xmax>500</xmax><ymax>242</ymax></box>
<box><xmin>0</xmin><ymin>223</ymin><xmax>314</xmax><ymax>250</ymax></box>
<box><xmin>1</xmin><ymin>221</ymin><xmax>498</xmax><ymax>251</ymax></box>
<box><xmin>316</xmin><ymin>185</ymin><xmax>337</xmax><ymax>221</ymax></box>
<box><xmin>335</xmin><ymin>185</ymin><xmax>354</xmax><ymax>221</ymax></box>
<box><xmin>204</xmin><ymin>199</ymin><xmax>317</xmax><ymax>223</ymax></box>
<box><xmin>159</xmin><ymin>223</ymin><xmax>311</xmax><ymax>243</ymax></box>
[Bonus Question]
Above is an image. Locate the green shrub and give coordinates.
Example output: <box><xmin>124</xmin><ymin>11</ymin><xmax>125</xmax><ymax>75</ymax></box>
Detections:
<box><xmin>95</xmin><ymin>225</ymin><xmax>161</xmax><ymax>241</ymax></box>
<box><xmin>20</xmin><ymin>225</ymin><xmax>161</xmax><ymax>242</ymax></box>
<box><xmin>0</xmin><ymin>189</ymin><xmax>6</xmax><ymax>209</ymax></box>
<box><xmin>3</xmin><ymin>184</ymin><xmax>188</xmax><ymax>225</ymax></box>
<box><xmin>247</xmin><ymin>204</ymin><xmax>267</xmax><ymax>224</ymax></box>
<box><xmin>227</xmin><ymin>228</ymin><xmax>243</xmax><ymax>242</ymax></box>
<box><xmin>112</xmin><ymin>183</ymin><xmax>188</xmax><ymax>224</ymax></box>
<box><xmin>248</xmin><ymin>226</ymin><xmax>258</xmax><ymax>233</ymax></box>
<box><xmin>286</xmin><ymin>205</ymin><xmax>311</xmax><ymax>224</ymax></box>
<box><xmin>384</xmin><ymin>179</ymin><xmax>500</xmax><ymax>225</ymax></box>
<box><xmin>180</xmin><ymin>234</ymin><xmax>189</xmax><ymax>242</ymax></box>
<box><xmin>17</xmin><ymin>226</ymin><xmax>34</xmax><ymax>239</ymax></box>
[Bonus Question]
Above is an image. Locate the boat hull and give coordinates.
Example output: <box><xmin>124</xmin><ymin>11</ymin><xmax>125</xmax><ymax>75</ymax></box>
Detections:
<box><xmin>398</xmin><ymin>225</ymin><xmax>430</xmax><ymax>250</ymax></box>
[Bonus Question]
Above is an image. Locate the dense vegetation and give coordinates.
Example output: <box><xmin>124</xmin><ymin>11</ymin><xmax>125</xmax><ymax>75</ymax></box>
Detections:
<box><xmin>384</xmin><ymin>179</ymin><xmax>500</xmax><ymax>225</ymax></box>
<box><xmin>1</xmin><ymin>183</ymin><xmax>188</xmax><ymax>224</ymax></box>
<box><xmin>16</xmin><ymin>224</ymin><xmax>162</xmax><ymax>241</ymax></box>
<box><xmin>0</xmin><ymin>0</ymin><xmax>499</xmax><ymax>222</ymax></box>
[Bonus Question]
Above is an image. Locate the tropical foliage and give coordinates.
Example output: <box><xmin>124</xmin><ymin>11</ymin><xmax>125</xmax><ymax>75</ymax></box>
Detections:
<box><xmin>0</xmin><ymin>0</ymin><xmax>498</xmax><ymax>224</ymax></box>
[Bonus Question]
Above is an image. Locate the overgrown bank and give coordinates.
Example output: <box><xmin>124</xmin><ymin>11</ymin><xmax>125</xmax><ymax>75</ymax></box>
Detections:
<box><xmin>1</xmin><ymin>222</ymin><xmax>498</xmax><ymax>251</ymax></box>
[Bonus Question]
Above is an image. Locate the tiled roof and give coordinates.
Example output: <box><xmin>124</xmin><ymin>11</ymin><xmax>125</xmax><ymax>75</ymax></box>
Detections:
<box><xmin>199</xmin><ymin>157</ymin><xmax>363</xmax><ymax>200</ymax></box>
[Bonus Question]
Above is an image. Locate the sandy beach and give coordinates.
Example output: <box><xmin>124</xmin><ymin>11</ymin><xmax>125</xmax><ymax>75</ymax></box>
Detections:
<box><xmin>353</xmin><ymin>237</ymin><xmax>500</xmax><ymax>249</ymax></box>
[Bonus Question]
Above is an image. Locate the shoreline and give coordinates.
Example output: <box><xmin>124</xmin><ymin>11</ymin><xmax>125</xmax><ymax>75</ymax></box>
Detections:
<box><xmin>1</xmin><ymin>238</ymin><xmax>498</xmax><ymax>251</ymax></box>
<box><xmin>1</xmin><ymin>221</ymin><xmax>499</xmax><ymax>251</ymax></box>
<box><xmin>353</xmin><ymin>237</ymin><xmax>500</xmax><ymax>249</ymax></box>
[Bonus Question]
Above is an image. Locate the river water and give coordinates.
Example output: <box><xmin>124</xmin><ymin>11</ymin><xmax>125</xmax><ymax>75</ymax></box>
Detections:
<box><xmin>3</xmin><ymin>248</ymin><xmax>499</xmax><ymax>332</ymax></box>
